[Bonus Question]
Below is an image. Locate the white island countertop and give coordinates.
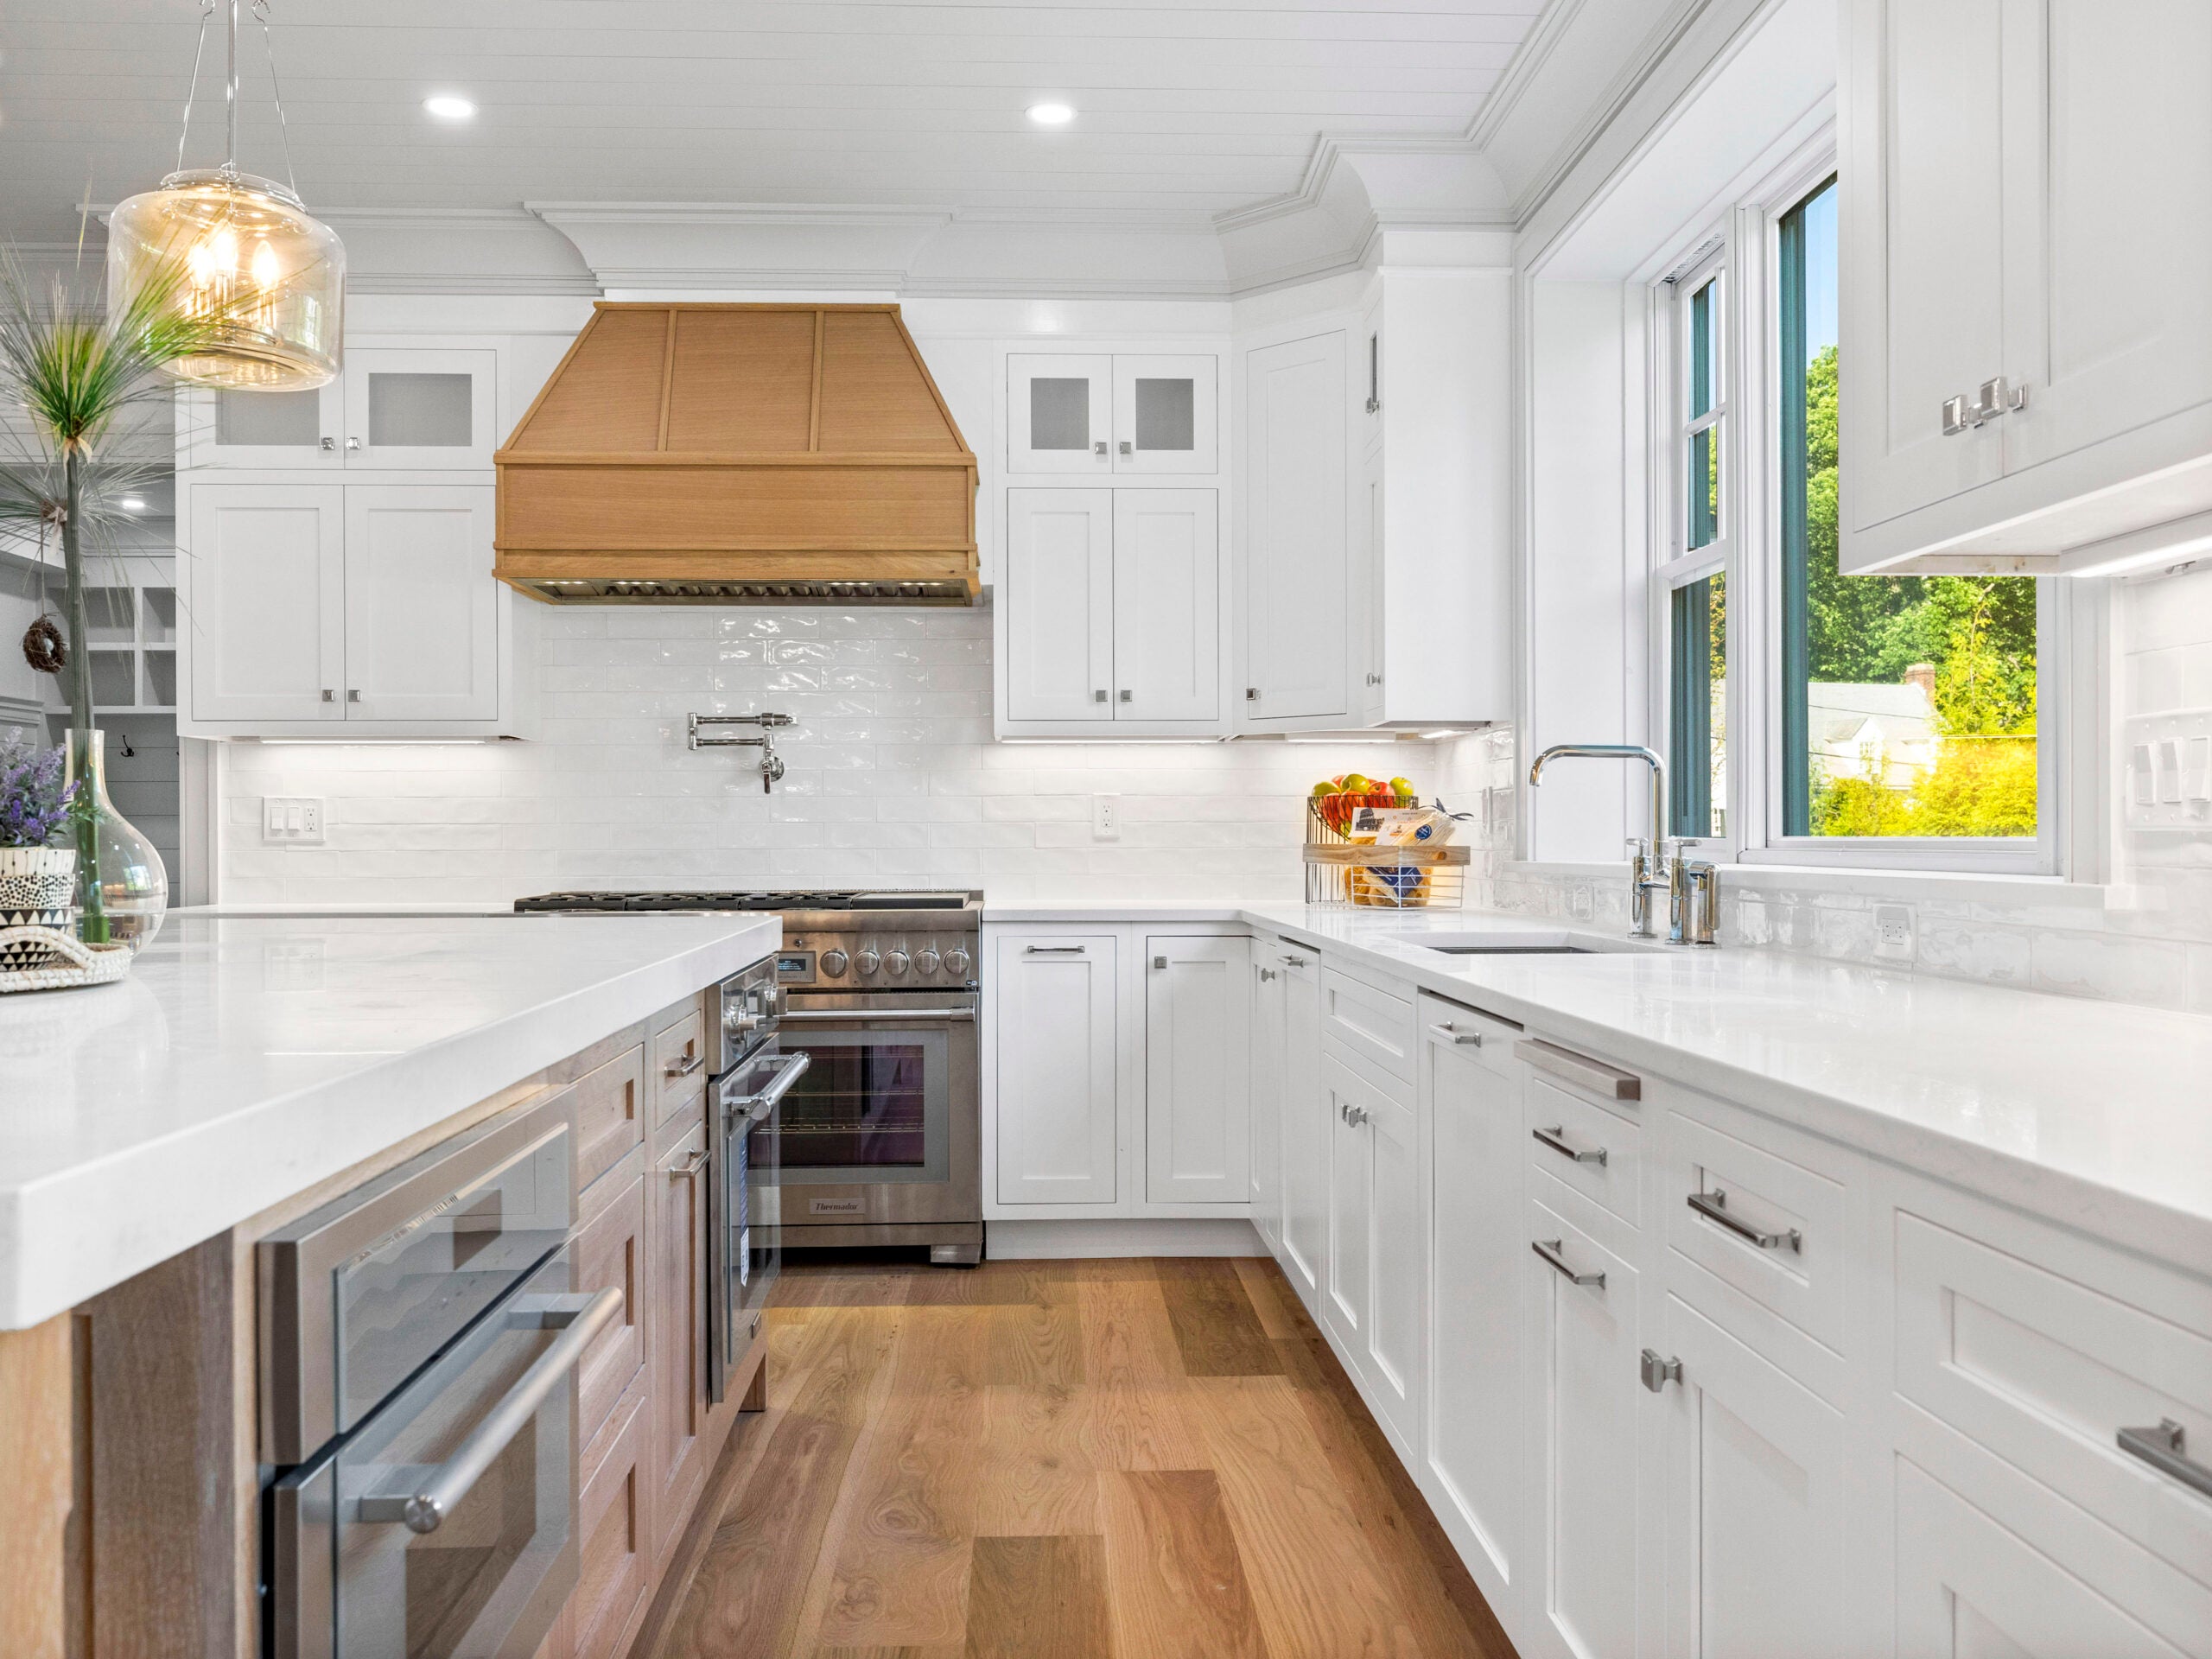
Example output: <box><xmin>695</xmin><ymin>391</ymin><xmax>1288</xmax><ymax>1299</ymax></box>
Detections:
<box><xmin>988</xmin><ymin>899</ymin><xmax>2212</xmax><ymax>1269</ymax></box>
<box><xmin>0</xmin><ymin>912</ymin><xmax>777</xmax><ymax>1331</ymax></box>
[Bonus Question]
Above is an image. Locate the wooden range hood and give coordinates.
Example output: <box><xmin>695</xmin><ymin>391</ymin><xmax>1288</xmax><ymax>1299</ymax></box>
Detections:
<box><xmin>495</xmin><ymin>302</ymin><xmax>978</xmax><ymax>604</ymax></box>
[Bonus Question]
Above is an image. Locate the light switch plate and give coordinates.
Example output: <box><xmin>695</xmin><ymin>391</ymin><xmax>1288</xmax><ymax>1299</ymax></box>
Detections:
<box><xmin>1874</xmin><ymin>904</ymin><xmax>1914</xmax><ymax>961</ymax></box>
<box><xmin>262</xmin><ymin>796</ymin><xmax>326</xmax><ymax>844</ymax></box>
<box><xmin>1091</xmin><ymin>795</ymin><xmax>1121</xmax><ymax>841</ymax></box>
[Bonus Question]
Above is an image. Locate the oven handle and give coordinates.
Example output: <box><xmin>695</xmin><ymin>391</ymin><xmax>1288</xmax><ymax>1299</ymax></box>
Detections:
<box><xmin>777</xmin><ymin>1007</ymin><xmax>976</xmax><ymax>1025</ymax></box>
<box><xmin>355</xmin><ymin>1287</ymin><xmax>621</xmax><ymax>1535</ymax></box>
<box><xmin>728</xmin><ymin>1050</ymin><xmax>812</xmax><ymax>1125</ymax></box>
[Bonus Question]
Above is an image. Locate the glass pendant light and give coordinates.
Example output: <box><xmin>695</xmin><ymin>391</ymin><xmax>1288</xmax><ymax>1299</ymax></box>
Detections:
<box><xmin>107</xmin><ymin>0</ymin><xmax>344</xmax><ymax>391</ymax></box>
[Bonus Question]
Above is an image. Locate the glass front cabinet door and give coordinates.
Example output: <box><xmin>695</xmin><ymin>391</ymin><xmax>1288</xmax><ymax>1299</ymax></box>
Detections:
<box><xmin>1007</xmin><ymin>353</ymin><xmax>1217</xmax><ymax>475</ymax></box>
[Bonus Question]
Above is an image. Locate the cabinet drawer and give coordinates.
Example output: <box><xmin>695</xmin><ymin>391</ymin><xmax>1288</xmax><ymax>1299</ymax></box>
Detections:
<box><xmin>1321</xmin><ymin>965</ymin><xmax>1416</xmax><ymax>1083</ymax></box>
<box><xmin>1662</xmin><ymin>1091</ymin><xmax>1847</xmax><ymax>1355</ymax></box>
<box><xmin>1897</xmin><ymin>1209</ymin><xmax>2212</xmax><ymax>1593</ymax></box>
<box><xmin>573</xmin><ymin>1155</ymin><xmax>645</xmax><ymax>1450</ymax></box>
<box><xmin>1525</xmin><ymin>1076</ymin><xmax>1640</xmax><ymax>1228</ymax></box>
<box><xmin>1418</xmin><ymin>995</ymin><xmax>1521</xmax><ymax>1077</ymax></box>
<box><xmin>650</xmin><ymin>1003</ymin><xmax>707</xmax><ymax>1133</ymax></box>
<box><xmin>571</xmin><ymin>1046</ymin><xmax>645</xmax><ymax>1197</ymax></box>
<box><xmin>575</xmin><ymin>1374</ymin><xmax>652</xmax><ymax>1659</ymax></box>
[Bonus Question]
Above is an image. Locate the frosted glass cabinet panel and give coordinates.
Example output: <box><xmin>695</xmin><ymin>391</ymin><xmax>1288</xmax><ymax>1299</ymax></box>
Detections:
<box><xmin>342</xmin><ymin>349</ymin><xmax>499</xmax><ymax>468</ymax></box>
<box><xmin>1008</xmin><ymin>354</ymin><xmax>1113</xmax><ymax>474</ymax></box>
<box><xmin>1112</xmin><ymin>355</ymin><xmax>1217</xmax><ymax>474</ymax></box>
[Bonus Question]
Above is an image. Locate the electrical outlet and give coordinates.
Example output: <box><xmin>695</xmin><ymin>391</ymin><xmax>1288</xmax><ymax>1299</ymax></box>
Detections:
<box><xmin>1091</xmin><ymin>795</ymin><xmax>1121</xmax><ymax>841</ymax></box>
<box><xmin>262</xmin><ymin>796</ymin><xmax>326</xmax><ymax>845</ymax></box>
<box><xmin>1874</xmin><ymin>904</ymin><xmax>1914</xmax><ymax>962</ymax></box>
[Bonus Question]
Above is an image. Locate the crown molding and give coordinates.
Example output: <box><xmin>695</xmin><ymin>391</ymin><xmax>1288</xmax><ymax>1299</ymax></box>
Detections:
<box><xmin>1466</xmin><ymin>0</ymin><xmax>1591</xmax><ymax>149</ymax></box>
<box><xmin>346</xmin><ymin>271</ymin><xmax>602</xmax><ymax>296</ymax></box>
<box><xmin>527</xmin><ymin>201</ymin><xmax>954</xmax><ymax>233</ymax></box>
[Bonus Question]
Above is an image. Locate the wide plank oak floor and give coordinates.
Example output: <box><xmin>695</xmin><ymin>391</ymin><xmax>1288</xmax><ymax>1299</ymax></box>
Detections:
<box><xmin>646</xmin><ymin>1255</ymin><xmax>1517</xmax><ymax>1659</ymax></box>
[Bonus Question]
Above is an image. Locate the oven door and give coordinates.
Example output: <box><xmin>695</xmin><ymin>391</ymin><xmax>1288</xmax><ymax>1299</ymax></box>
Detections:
<box><xmin>708</xmin><ymin>1046</ymin><xmax>809</xmax><ymax>1403</ymax></box>
<box><xmin>769</xmin><ymin>995</ymin><xmax>980</xmax><ymax>1225</ymax></box>
<box><xmin>272</xmin><ymin>1250</ymin><xmax>620</xmax><ymax>1659</ymax></box>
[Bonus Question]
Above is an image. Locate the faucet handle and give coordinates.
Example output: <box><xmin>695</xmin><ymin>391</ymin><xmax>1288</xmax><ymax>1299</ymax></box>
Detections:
<box><xmin>1624</xmin><ymin>836</ymin><xmax>1650</xmax><ymax>864</ymax></box>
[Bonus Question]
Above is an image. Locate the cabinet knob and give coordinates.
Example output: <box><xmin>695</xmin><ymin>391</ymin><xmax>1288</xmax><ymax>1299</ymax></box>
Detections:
<box><xmin>345</xmin><ymin>436</ymin><xmax>361</xmax><ymax>452</ymax></box>
<box><xmin>1640</xmin><ymin>1349</ymin><xmax>1683</xmax><ymax>1392</ymax></box>
<box><xmin>1094</xmin><ymin>690</ymin><xmax>1109</xmax><ymax>703</ymax></box>
<box><xmin>1365</xmin><ymin>672</ymin><xmax>1382</xmax><ymax>686</ymax></box>
<box><xmin>1118</xmin><ymin>440</ymin><xmax>1133</xmax><ymax>456</ymax></box>
<box><xmin>319</xmin><ymin>436</ymin><xmax>336</xmax><ymax>453</ymax></box>
<box><xmin>346</xmin><ymin>689</ymin><xmax>361</xmax><ymax>702</ymax></box>
<box><xmin>1119</xmin><ymin>690</ymin><xmax>1133</xmax><ymax>703</ymax></box>
<box><xmin>1094</xmin><ymin>441</ymin><xmax>1108</xmax><ymax>457</ymax></box>
<box><xmin>1246</xmin><ymin>687</ymin><xmax>1260</xmax><ymax>702</ymax></box>
<box><xmin>1152</xmin><ymin>955</ymin><xmax>1167</xmax><ymax>969</ymax></box>
<box><xmin>321</xmin><ymin>689</ymin><xmax>334</xmax><ymax>702</ymax></box>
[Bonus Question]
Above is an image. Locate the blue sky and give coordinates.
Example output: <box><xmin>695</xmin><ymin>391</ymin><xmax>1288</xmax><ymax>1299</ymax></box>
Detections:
<box><xmin>1802</xmin><ymin>180</ymin><xmax>1839</xmax><ymax>359</ymax></box>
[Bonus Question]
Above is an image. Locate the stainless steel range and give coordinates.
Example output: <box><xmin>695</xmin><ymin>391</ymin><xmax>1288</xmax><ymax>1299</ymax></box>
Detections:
<box><xmin>517</xmin><ymin>891</ymin><xmax>983</xmax><ymax>1265</ymax></box>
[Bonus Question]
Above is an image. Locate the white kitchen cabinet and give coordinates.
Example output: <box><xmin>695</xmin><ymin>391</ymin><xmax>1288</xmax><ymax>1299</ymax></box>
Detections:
<box><xmin>993</xmin><ymin>933</ymin><xmax>1118</xmax><ymax>1205</ymax></box>
<box><xmin>182</xmin><ymin>480</ymin><xmax>521</xmax><ymax>737</ymax></box>
<box><xmin>1249</xmin><ymin>948</ymin><xmax>1286</xmax><ymax>1247</ymax></box>
<box><xmin>1421</xmin><ymin>997</ymin><xmax>1525</xmax><ymax>1614</ymax></box>
<box><xmin>185</xmin><ymin>485</ymin><xmax>346</xmax><ymax>724</ymax></box>
<box><xmin>1840</xmin><ymin>0</ymin><xmax>2212</xmax><ymax>572</ymax></box>
<box><xmin>1318</xmin><ymin>1047</ymin><xmax>1421</xmax><ymax>1453</ymax></box>
<box><xmin>180</xmin><ymin>342</ymin><xmax>500</xmax><ymax>472</ymax></box>
<box><xmin>1524</xmin><ymin>1175</ymin><xmax>1643</xmax><ymax>1659</ymax></box>
<box><xmin>343</xmin><ymin>486</ymin><xmax>499</xmax><ymax>721</ymax></box>
<box><xmin>1276</xmin><ymin>944</ymin><xmax>1326</xmax><ymax>1307</ymax></box>
<box><xmin>1241</xmin><ymin>331</ymin><xmax>1350</xmax><ymax>725</ymax></box>
<box><xmin>1657</xmin><ymin>1293</ymin><xmax>1849</xmax><ymax>1659</ymax></box>
<box><xmin>1007</xmin><ymin>353</ymin><xmax>1215</xmax><ymax>475</ymax></box>
<box><xmin>1322</xmin><ymin>1053</ymin><xmax>1375</xmax><ymax>1357</ymax></box>
<box><xmin>1144</xmin><ymin>935</ymin><xmax>1251</xmax><ymax>1204</ymax></box>
<box><xmin>1112</xmin><ymin>490</ymin><xmax>1219</xmax><ymax>722</ymax></box>
<box><xmin>1111</xmin><ymin>354</ymin><xmax>1217</xmax><ymax>474</ymax></box>
<box><xmin>1003</xmin><ymin>488</ymin><xmax>1114</xmax><ymax>722</ymax></box>
<box><xmin>1000</xmin><ymin>486</ymin><xmax>1221</xmax><ymax>734</ymax></box>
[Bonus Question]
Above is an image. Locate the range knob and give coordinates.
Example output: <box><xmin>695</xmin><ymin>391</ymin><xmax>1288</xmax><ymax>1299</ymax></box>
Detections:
<box><xmin>944</xmin><ymin>945</ymin><xmax>971</xmax><ymax>978</ymax></box>
<box><xmin>884</xmin><ymin>949</ymin><xmax>911</xmax><ymax>976</ymax></box>
<box><xmin>915</xmin><ymin>946</ymin><xmax>942</xmax><ymax>976</ymax></box>
<box><xmin>855</xmin><ymin>948</ymin><xmax>880</xmax><ymax>976</ymax></box>
<box><xmin>820</xmin><ymin>949</ymin><xmax>849</xmax><ymax>978</ymax></box>
<box><xmin>724</xmin><ymin>1002</ymin><xmax>763</xmax><ymax>1034</ymax></box>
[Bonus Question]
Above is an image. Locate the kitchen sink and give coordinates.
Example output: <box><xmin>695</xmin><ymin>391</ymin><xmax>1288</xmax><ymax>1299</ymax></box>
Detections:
<box><xmin>1427</xmin><ymin>943</ymin><xmax>1608</xmax><ymax>955</ymax></box>
<box><xmin>1374</xmin><ymin>930</ymin><xmax>1653</xmax><ymax>957</ymax></box>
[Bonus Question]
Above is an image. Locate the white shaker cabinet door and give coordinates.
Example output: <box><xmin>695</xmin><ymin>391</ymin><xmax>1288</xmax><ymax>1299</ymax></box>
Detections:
<box><xmin>1249</xmin><ymin>950</ymin><xmax>1287</xmax><ymax>1246</ymax></box>
<box><xmin>186</xmin><ymin>484</ymin><xmax>346</xmax><ymax>722</ymax></box>
<box><xmin>1320</xmin><ymin>1053</ymin><xmax>1377</xmax><ymax>1363</ymax></box>
<box><xmin>343</xmin><ymin>486</ymin><xmax>499</xmax><ymax>721</ymax></box>
<box><xmin>1840</xmin><ymin>0</ymin><xmax>2008</xmax><ymax>535</ymax></box>
<box><xmin>1243</xmin><ymin>331</ymin><xmax>1349</xmax><ymax>723</ymax></box>
<box><xmin>1660</xmin><ymin>1294</ymin><xmax>1850</xmax><ymax>1659</ymax></box>
<box><xmin>1110</xmin><ymin>489</ymin><xmax>1219</xmax><ymax>721</ymax></box>
<box><xmin>1276</xmin><ymin>945</ymin><xmax>1326</xmax><ymax>1308</ymax></box>
<box><xmin>1004</xmin><ymin>489</ymin><xmax>1115</xmax><ymax>723</ymax></box>
<box><xmin>994</xmin><ymin>934</ymin><xmax>1118</xmax><ymax>1205</ymax></box>
<box><xmin>1523</xmin><ymin>1180</ymin><xmax>1643</xmax><ymax>1659</ymax></box>
<box><xmin>1999</xmin><ymin>0</ymin><xmax>2212</xmax><ymax>480</ymax></box>
<box><xmin>1144</xmin><ymin>936</ymin><xmax>1251</xmax><ymax>1205</ymax></box>
<box><xmin>1007</xmin><ymin>353</ymin><xmax>1114</xmax><ymax>475</ymax></box>
<box><xmin>1111</xmin><ymin>353</ymin><xmax>1217</xmax><ymax>474</ymax></box>
<box><xmin>1363</xmin><ymin>1055</ymin><xmax>1422</xmax><ymax>1456</ymax></box>
<box><xmin>1422</xmin><ymin>1004</ymin><xmax>1525</xmax><ymax>1613</ymax></box>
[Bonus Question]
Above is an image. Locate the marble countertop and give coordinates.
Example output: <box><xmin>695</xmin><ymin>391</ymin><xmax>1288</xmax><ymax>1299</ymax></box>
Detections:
<box><xmin>0</xmin><ymin>912</ymin><xmax>777</xmax><ymax>1330</ymax></box>
<box><xmin>988</xmin><ymin>900</ymin><xmax>2212</xmax><ymax>1268</ymax></box>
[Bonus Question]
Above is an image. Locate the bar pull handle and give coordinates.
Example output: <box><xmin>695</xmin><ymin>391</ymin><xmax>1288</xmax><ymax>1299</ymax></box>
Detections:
<box><xmin>1533</xmin><ymin>1125</ymin><xmax>1607</xmax><ymax>1166</ymax></box>
<box><xmin>669</xmin><ymin>1147</ymin><xmax>709</xmax><ymax>1180</ymax></box>
<box><xmin>1429</xmin><ymin>1022</ymin><xmax>1484</xmax><ymax>1047</ymax></box>
<box><xmin>1025</xmin><ymin>944</ymin><xmax>1086</xmax><ymax>955</ymax></box>
<box><xmin>726</xmin><ymin>1051</ymin><xmax>812</xmax><ymax>1127</ymax></box>
<box><xmin>2117</xmin><ymin>1419</ymin><xmax>2212</xmax><ymax>1500</ymax></box>
<box><xmin>1641</xmin><ymin>1349</ymin><xmax>1683</xmax><ymax>1393</ymax></box>
<box><xmin>1515</xmin><ymin>1038</ymin><xmax>1640</xmax><ymax>1101</ymax></box>
<box><xmin>1687</xmin><ymin>1186</ymin><xmax>1801</xmax><ymax>1253</ymax></box>
<box><xmin>356</xmin><ymin>1287</ymin><xmax>621</xmax><ymax>1533</ymax></box>
<box><xmin>664</xmin><ymin>1052</ymin><xmax>704</xmax><ymax>1080</ymax></box>
<box><xmin>1531</xmin><ymin>1238</ymin><xmax>1605</xmax><ymax>1289</ymax></box>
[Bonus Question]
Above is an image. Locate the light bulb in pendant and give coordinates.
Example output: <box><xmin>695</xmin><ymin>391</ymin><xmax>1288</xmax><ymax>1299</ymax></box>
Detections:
<box><xmin>210</xmin><ymin>225</ymin><xmax>238</xmax><ymax>274</ymax></box>
<box><xmin>251</xmin><ymin>239</ymin><xmax>280</xmax><ymax>289</ymax></box>
<box><xmin>187</xmin><ymin>238</ymin><xmax>216</xmax><ymax>286</ymax></box>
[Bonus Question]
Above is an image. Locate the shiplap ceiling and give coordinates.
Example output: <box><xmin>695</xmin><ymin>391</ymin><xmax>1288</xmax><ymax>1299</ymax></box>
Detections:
<box><xmin>0</xmin><ymin>0</ymin><xmax>1550</xmax><ymax>242</ymax></box>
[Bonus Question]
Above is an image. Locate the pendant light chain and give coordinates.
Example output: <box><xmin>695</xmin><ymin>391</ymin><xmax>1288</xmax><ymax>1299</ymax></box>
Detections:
<box><xmin>251</xmin><ymin>0</ymin><xmax>302</xmax><ymax>200</ymax></box>
<box><xmin>175</xmin><ymin>0</ymin><xmax>218</xmax><ymax>176</ymax></box>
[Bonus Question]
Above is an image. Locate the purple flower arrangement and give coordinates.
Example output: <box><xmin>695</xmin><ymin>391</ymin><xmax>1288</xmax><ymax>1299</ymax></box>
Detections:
<box><xmin>0</xmin><ymin>742</ymin><xmax>77</xmax><ymax>849</ymax></box>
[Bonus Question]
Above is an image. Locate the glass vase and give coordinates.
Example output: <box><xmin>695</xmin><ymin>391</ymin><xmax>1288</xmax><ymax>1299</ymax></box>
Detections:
<box><xmin>65</xmin><ymin>728</ymin><xmax>168</xmax><ymax>953</ymax></box>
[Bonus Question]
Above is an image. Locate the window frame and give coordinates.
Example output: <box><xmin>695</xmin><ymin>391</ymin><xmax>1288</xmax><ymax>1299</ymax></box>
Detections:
<box><xmin>1646</xmin><ymin>138</ymin><xmax>2063</xmax><ymax>878</ymax></box>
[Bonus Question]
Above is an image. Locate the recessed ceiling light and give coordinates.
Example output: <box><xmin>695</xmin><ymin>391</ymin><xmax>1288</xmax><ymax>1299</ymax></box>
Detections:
<box><xmin>423</xmin><ymin>95</ymin><xmax>477</xmax><ymax>122</ymax></box>
<box><xmin>118</xmin><ymin>497</ymin><xmax>146</xmax><ymax>512</ymax></box>
<box><xmin>1026</xmin><ymin>102</ymin><xmax>1075</xmax><ymax>127</ymax></box>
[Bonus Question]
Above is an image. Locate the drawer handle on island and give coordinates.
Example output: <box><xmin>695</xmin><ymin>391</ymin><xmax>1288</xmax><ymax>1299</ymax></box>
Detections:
<box><xmin>356</xmin><ymin>1286</ymin><xmax>622</xmax><ymax>1535</ymax></box>
<box><xmin>1515</xmin><ymin>1038</ymin><xmax>1640</xmax><ymax>1101</ymax></box>
<box><xmin>1531</xmin><ymin>1238</ymin><xmax>1605</xmax><ymax>1289</ymax></box>
<box><xmin>2117</xmin><ymin>1419</ymin><xmax>2212</xmax><ymax>1501</ymax></box>
<box><xmin>664</xmin><ymin>1052</ymin><xmax>704</xmax><ymax>1080</ymax></box>
<box><xmin>669</xmin><ymin>1147</ymin><xmax>709</xmax><ymax>1181</ymax></box>
<box><xmin>1688</xmin><ymin>1187</ymin><xmax>1802</xmax><ymax>1254</ymax></box>
<box><xmin>1533</xmin><ymin>1124</ymin><xmax>1607</xmax><ymax>1166</ymax></box>
<box><xmin>1429</xmin><ymin>1022</ymin><xmax>1484</xmax><ymax>1047</ymax></box>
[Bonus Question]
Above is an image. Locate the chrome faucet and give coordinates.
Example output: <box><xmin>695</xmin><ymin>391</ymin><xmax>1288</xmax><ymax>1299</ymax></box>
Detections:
<box><xmin>689</xmin><ymin>711</ymin><xmax>793</xmax><ymax>792</ymax></box>
<box><xmin>1528</xmin><ymin>744</ymin><xmax>1716</xmax><ymax>944</ymax></box>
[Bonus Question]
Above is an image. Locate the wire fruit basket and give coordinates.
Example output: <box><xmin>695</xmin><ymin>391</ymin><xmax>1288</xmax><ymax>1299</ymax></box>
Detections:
<box><xmin>1303</xmin><ymin>796</ymin><xmax>1467</xmax><ymax>908</ymax></box>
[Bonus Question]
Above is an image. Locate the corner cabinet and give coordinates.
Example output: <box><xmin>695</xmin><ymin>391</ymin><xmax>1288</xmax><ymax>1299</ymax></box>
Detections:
<box><xmin>1840</xmin><ymin>0</ymin><xmax>2212</xmax><ymax>572</ymax></box>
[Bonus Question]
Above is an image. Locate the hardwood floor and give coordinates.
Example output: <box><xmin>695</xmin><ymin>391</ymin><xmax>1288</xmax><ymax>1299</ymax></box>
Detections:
<box><xmin>644</xmin><ymin>1255</ymin><xmax>1518</xmax><ymax>1659</ymax></box>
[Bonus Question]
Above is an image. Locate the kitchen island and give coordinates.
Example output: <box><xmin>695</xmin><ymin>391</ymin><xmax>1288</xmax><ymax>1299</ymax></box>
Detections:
<box><xmin>0</xmin><ymin>911</ymin><xmax>777</xmax><ymax>1659</ymax></box>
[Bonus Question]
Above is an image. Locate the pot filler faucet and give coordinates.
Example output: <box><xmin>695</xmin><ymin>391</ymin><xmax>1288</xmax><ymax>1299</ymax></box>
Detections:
<box><xmin>1526</xmin><ymin>743</ymin><xmax>1717</xmax><ymax>945</ymax></box>
<box><xmin>690</xmin><ymin>711</ymin><xmax>792</xmax><ymax>792</ymax></box>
